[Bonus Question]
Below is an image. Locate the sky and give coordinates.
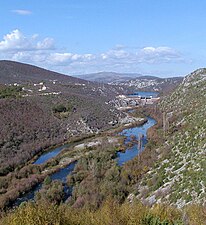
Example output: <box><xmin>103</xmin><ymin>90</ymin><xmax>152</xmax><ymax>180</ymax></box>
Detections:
<box><xmin>0</xmin><ymin>0</ymin><xmax>206</xmax><ymax>77</ymax></box>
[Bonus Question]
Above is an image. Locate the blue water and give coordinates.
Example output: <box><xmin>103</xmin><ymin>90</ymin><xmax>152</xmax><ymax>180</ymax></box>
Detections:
<box><xmin>117</xmin><ymin>117</ymin><xmax>156</xmax><ymax>166</ymax></box>
<box><xmin>129</xmin><ymin>91</ymin><xmax>159</xmax><ymax>98</ymax></box>
<box><xmin>13</xmin><ymin>183</ymin><xmax>42</xmax><ymax>207</ymax></box>
<box><xmin>33</xmin><ymin>144</ymin><xmax>69</xmax><ymax>164</ymax></box>
<box><xmin>50</xmin><ymin>162</ymin><xmax>76</xmax><ymax>183</ymax></box>
<box><xmin>13</xmin><ymin>162</ymin><xmax>77</xmax><ymax>207</ymax></box>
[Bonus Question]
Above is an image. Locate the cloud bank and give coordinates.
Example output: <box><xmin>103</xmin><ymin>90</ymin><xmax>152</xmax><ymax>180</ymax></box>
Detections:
<box><xmin>0</xmin><ymin>30</ymin><xmax>185</xmax><ymax>75</ymax></box>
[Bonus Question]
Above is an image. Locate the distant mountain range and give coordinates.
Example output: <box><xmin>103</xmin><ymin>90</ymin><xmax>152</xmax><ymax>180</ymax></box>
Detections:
<box><xmin>110</xmin><ymin>76</ymin><xmax>183</xmax><ymax>94</ymax></box>
<box><xmin>76</xmin><ymin>72</ymin><xmax>142</xmax><ymax>83</ymax></box>
<box><xmin>77</xmin><ymin>72</ymin><xmax>183</xmax><ymax>94</ymax></box>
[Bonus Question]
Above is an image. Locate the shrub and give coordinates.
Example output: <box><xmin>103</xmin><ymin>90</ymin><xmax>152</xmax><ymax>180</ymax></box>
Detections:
<box><xmin>0</xmin><ymin>86</ymin><xmax>23</xmax><ymax>99</ymax></box>
<box><xmin>52</xmin><ymin>104</ymin><xmax>67</xmax><ymax>113</ymax></box>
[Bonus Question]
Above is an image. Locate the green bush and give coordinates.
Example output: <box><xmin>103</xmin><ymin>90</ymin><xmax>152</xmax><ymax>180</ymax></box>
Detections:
<box><xmin>0</xmin><ymin>86</ymin><xmax>23</xmax><ymax>99</ymax></box>
<box><xmin>52</xmin><ymin>104</ymin><xmax>67</xmax><ymax>113</ymax></box>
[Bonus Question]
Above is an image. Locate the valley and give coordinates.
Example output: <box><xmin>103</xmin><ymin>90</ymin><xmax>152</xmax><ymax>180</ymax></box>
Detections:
<box><xmin>11</xmin><ymin>116</ymin><xmax>156</xmax><ymax>208</ymax></box>
<box><xmin>0</xmin><ymin>61</ymin><xmax>160</xmax><ymax>210</ymax></box>
<box><xmin>0</xmin><ymin>61</ymin><xmax>205</xmax><ymax>225</ymax></box>
<box><xmin>1</xmin><ymin>1</ymin><xmax>206</xmax><ymax>224</ymax></box>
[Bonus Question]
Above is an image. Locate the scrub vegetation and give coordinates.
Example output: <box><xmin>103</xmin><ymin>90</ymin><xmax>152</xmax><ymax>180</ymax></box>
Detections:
<box><xmin>1</xmin><ymin>199</ymin><xmax>206</xmax><ymax>225</ymax></box>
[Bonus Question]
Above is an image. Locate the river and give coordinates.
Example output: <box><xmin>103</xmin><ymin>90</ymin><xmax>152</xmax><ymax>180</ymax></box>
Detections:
<box><xmin>13</xmin><ymin>162</ymin><xmax>77</xmax><ymax>207</ymax></box>
<box><xmin>13</xmin><ymin>116</ymin><xmax>156</xmax><ymax>207</ymax></box>
<box><xmin>128</xmin><ymin>91</ymin><xmax>159</xmax><ymax>98</ymax></box>
<box><xmin>33</xmin><ymin>144</ymin><xmax>70</xmax><ymax>165</ymax></box>
<box><xmin>117</xmin><ymin>117</ymin><xmax>156</xmax><ymax>166</ymax></box>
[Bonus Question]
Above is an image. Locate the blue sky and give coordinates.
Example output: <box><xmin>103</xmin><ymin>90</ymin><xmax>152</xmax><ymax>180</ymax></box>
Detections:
<box><xmin>0</xmin><ymin>0</ymin><xmax>205</xmax><ymax>77</ymax></box>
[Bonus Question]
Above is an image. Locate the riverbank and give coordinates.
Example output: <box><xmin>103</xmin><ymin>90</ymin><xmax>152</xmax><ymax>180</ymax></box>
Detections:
<box><xmin>117</xmin><ymin>117</ymin><xmax>156</xmax><ymax>166</ymax></box>
<box><xmin>29</xmin><ymin>133</ymin><xmax>96</xmax><ymax>165</ymax></box>
<box><xmin>0</xmin><ymin>107</ymin><xmax>158</xmax><ymax>210</ymax></box>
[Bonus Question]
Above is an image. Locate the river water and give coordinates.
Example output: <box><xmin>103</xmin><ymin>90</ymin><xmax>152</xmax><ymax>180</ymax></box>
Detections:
<box><xmin>13</xmin><ymin>116</ymin><xmax>156</xmax><ymax>207</ymax></box>
<box><xmin>13</xmin><ymin>162</ymin><xmax>76</xmax><ymax>207</ymax></box>
<box><xmin>128</xmin><ymin>91</ymin><xmax>159</xmax><ymax>98</ymax></box>
<box><xmin>117</xmin><ymin>117</ymin><xmax>156</xmax><ymax>166</ymax></box>
<box><xmin>33</xmin><ymin>144</ymin><xmax>70</xmax><ymax>165</ymax></box>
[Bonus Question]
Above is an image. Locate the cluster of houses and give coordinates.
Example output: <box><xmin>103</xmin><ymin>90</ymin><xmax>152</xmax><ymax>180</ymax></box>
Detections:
<box><xmin>114</xmin><ymin>94</ymin><xmax>160</xmax><ymax>109</ymax></box>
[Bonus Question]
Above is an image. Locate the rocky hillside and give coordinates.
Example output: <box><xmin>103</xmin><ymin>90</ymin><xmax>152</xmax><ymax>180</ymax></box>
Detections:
<box><xmin>110</xmin><ymin>76</ymin><xmax>183</xmax><ymax>94</ymax></box>
<box><xmin>77</xmin><ymin>72</ymin><xmax>183</xmax><ymax>94</ymax></box>
<box><xmin>136</xmin><ymin>69</ymin><xmax>206</xmax><ymax>207</ymax></box>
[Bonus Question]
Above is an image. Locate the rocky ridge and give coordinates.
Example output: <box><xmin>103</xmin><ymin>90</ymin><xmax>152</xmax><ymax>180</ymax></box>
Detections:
<box><xmin>135</xmin><ymin>69</ymin><xmax>206</xmax><ymax>207</ymax></box>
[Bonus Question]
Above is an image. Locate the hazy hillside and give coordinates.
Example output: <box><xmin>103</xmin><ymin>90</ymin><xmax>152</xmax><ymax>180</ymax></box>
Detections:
<box><xmin>76</xmin><ymin>71</ymin><xmax>183</xmax><ymax>94</ymax></box>
<box><xmin>111</xmin><ymin>76</ymin><xmax>183</xmax><ymax>94</ymax></box>
<box><xmin>76</xmin><ymin>72</ymin><xmax>142</xmax><ymax>83</ymax></box>
<box><xmin>135</xmin><ymin>69</ymin><xmax>206</xmax><ymax>207</ymax></box>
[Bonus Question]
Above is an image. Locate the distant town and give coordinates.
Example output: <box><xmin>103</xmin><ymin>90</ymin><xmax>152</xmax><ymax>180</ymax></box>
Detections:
<box><xmin>115</xmin><ymin>93</ymin><xmax>160</xmax><ymax>110</ymax></box>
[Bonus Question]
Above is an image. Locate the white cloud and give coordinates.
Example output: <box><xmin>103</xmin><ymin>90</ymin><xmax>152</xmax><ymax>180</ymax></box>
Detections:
<box><xmin>99</xmin><ymin>46</ymin><xmax>183</xmax><ymax>65</ymax></box>
<box><xmin>12</xmin><ymin>52</ymin><xmax>47</xmax><ymax>63</ymax></box>
<box><xmin>12</xmin><ymin>9</ymin><xmax>32</xmax><ymax>15</ymax></box>
<box><xmin>0</xmin><ymin>30</ymin><xmax>55</xmax><ymax>51</ymax></box>
<box><xmin>0</xmin><ymin>30</ymin><xmax>187</xmax><ymax>75</ymax></box>
<box><xmin>138</xmin><ymin>46</ymin><xmax>182</xmax><ymax>63</ymax></box>
<box><xmin>101</xmin><ymin>49</ymin><xmax>130</xmax><ymax>60</ymax></box>
<box><xmin>36</xmin><ymin>38</ymin><xmax>55</xmax><ymax>50</ymax></box>
<box><xmin>48</xmin><ymin>53</ymin><xmax>95</xmax><ymax>65</ymax></box>
<box><xmin>49</xmin><ymin>53</ymin><xmax>73</xmax><ymax>63</ymax></box>
<box><xmin>141</xmin><ymin>46</ymin><xmax>179</xmax><ymax>57</ymax></box>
